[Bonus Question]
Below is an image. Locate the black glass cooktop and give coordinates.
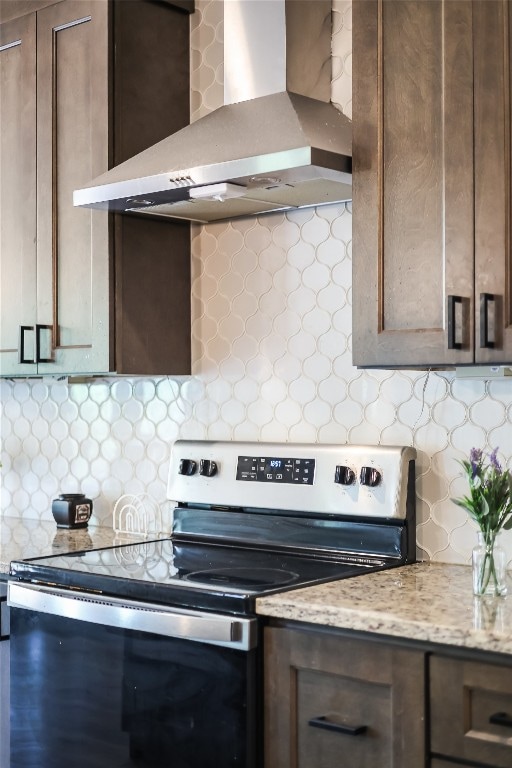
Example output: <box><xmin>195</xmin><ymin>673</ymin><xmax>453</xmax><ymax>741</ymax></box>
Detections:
<box><xmin>9</xmin><ymin>537</ymin><xmax>383</xmax><ymax>614</ymax></box>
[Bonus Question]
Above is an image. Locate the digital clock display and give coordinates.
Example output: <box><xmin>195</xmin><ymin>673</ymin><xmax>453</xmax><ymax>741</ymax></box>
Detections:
<box><xmin>236</xmin><ymin>455</ymin><xmax>315</xmax><ymax>485</ymax></box>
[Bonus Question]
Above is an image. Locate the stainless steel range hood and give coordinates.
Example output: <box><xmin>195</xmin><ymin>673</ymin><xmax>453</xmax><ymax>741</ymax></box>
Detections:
<box><xmin>73</xmin><ymin>0</ymin><xmax>352</xmax><ymax>224</ymax></box>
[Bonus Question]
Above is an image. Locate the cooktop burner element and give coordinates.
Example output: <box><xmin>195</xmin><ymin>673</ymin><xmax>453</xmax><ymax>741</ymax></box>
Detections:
<box><xmin>184</xmin><ymin>567</ymin><xmax>300</xmax><ymax>588</ymax></box>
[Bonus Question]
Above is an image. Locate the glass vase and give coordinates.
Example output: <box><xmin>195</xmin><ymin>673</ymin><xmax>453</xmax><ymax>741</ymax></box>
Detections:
<box><xmin>472</xmin><ymin>531</ymin><xmax>508</xmax><ymax>597</ymax></box>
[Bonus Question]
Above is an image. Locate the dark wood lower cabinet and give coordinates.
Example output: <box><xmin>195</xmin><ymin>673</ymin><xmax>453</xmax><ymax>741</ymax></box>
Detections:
<box><xmin>264</xmin><ymin>625</ymin><xmax>426</xmax><ymax>768</ymax></box>
<box><xmin>430</xmin><ymin>655</ymin><xmax>512</xmax><ymax>768</ymax></box>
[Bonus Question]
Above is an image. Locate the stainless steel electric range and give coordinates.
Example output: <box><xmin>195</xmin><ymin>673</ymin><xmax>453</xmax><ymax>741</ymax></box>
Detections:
<box><xmin>8</xmin><ymin>440</ymin><xmax>416</xmax><ymax>768</ymax></box>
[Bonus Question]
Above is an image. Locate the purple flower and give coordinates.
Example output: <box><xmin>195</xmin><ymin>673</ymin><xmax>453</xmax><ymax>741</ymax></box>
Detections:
<box><xmin>453</xmin><ymin>446</ymin><xmax>512</xmax><ymax>543</ymax></box>
<box><xmin>470</xmin><ymin>447</ymin><xmax>483</xmax><ymax>477</ymax></box>
<box><xmin>489</xmin><ymin>447</ymin><xmax>502</xmax><ymax>473</ymax></box>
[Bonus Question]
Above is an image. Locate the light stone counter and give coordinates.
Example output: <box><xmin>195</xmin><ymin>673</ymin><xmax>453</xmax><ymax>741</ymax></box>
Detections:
<box><xmin>256</xmin><ymin>562</ymin><xmax>512</xmax><ymax>656</ymax></box>
<box><xmin>0</xmin><ymin>515</ymin><xmax>153</xmax><ymax>576</ymax></box>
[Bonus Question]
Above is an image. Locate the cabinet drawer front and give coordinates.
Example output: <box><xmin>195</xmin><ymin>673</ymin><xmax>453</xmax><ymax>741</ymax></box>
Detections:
<box><xmin>430</xmin><ymin>654</ymin><xmax>512</xmax><ymax>768</ymax></box>
<box><xmin>297</xmin><ymin>667</ymin><xmax>392</xmax><ymax>768</ymax></box>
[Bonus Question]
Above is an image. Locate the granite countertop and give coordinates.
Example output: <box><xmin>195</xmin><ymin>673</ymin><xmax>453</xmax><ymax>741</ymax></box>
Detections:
<box><xmin>0</xmin><ymin>515</ymin><xmax>150</xmax><ymax>576</ymax></box>
<box><xmin>256</xmin><ymin>562</ymin><xmax>512</xmax><ymax>656</ymax></box>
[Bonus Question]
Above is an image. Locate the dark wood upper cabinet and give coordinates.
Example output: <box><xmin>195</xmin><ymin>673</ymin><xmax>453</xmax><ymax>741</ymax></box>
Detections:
<box><xmin>352</xmin><ymin>0</ymin><xmax>512</xmax><ymax>368</ymax></box>
<box><xmin>0</xmin><ymin>0</ymin><xmax>192</xmax><ymax>377</ymax></box>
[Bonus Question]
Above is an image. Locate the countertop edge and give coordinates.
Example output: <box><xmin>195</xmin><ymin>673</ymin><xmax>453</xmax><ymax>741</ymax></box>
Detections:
<box><xmin>256</xmin><ymin>562</ymin><xmax>512</xmax><ymax>655</ymax></box>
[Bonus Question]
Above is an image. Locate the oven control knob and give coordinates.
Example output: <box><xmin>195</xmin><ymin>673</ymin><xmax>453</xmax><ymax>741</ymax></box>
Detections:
<box><xmin>199</xmin><ymin>459</ymin><xmax>218</xmax><ymax>477</ymax></box>
<box><xmin>178</xmin><ymin>459</ymin><xmax>197</xmax><ymax>476</ymax></box>
<box><xmin>334</xmin><ymin>465</ymin><xmax>355</xmax><ymax>485</ymax></box>
<box><xmin>359</xmin><ymin>466</ymin><xmax>382</xmax><ymax>487</ymax></box>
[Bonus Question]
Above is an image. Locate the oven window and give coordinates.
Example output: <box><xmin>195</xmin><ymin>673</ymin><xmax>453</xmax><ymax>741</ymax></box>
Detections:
<box><xmin>10</xmin><ymin>608</ymin><xmax>258</xmax><ymax>768</ymax></box>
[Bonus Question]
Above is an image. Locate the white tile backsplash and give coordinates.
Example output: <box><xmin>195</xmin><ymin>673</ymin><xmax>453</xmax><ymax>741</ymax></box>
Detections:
<box><xmin>1</xmin><ymin>1</ymin><xmax>512</xmax><ymax>567</ymax></box>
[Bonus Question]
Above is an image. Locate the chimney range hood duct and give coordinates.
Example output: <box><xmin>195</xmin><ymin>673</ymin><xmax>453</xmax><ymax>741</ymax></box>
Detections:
<box><xmin>73</xmin><ymin>0</ymin><xmax>352</xmax><ymax>224</ymax></box>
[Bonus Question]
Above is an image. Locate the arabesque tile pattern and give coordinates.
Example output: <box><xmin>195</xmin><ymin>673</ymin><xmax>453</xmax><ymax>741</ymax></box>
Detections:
<box><xmin>1</xmin><ymin>1</ymin><xmax>512</xmax><ymax>568</ymax></box>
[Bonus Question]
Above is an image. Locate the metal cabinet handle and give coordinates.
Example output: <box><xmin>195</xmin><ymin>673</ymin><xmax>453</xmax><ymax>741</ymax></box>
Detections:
<box><xmin>447</xmin><ymin>295</ymin><xmax>463</xmax><ymax>350</ymax></box>
<box><xmin>18</xmin><ymin>324</ymin><xmax>53</xmax><ymax>364</ymax></box>
<box><xmin>480</xmin><ymin>293</ymin><xmax>495</xmax><ymax>349</ymax></box>
<box><xmin>308</xmin><ymin>715</ymin><xmax>367</xmax><ymax>736</ymax></box>
<box><xmin>18</xmin><ymin>325</ymin><xmax>36</xmax><ymax>364</ymax></box>
<box><xmin>35</xmin><ymin>323</ymin><xmax>53</xmax><ymax>363</ymax></box>
<box><xmin>489</xmin><ymin>712</ymin><xmax>512</xmax><ymax>729</ymax></box>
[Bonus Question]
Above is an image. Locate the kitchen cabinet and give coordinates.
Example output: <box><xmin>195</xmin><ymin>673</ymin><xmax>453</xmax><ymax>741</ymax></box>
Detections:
<box><xmin>0</xmin><ymin>0</ymin><xmax>192</xmax><ymax>377</ymax></box>
<box><xmin>352</xmin><ymin>0</ymin><xmax>512</xmax><ymax>367</ymax></box>
<box><xmin>264</xmin><ymin>625</ymin><xmax>426</xmax><ymax>768</ymax></box>
<box><xmin>430</xmin><ymin>654</ymin><xmax>512</xmax><ymax>768</ymax></box>
<box><xmin>263</xmin><ymin>619</ymin><xmax>512</xmax><ymax>768</ymax></box>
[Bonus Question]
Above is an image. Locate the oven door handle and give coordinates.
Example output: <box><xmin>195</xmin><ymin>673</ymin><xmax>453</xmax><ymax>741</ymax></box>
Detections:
<box><xmin>8</xmin><ymin>582</ymin><xmax>257</xmax><ymax>651</ymax></box>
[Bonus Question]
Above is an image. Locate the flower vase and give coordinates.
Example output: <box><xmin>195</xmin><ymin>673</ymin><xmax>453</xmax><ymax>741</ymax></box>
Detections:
<box><xmin>472</xmin><ymin>531</ymin><xmax>508</xmax><ymax>597</ymax></box>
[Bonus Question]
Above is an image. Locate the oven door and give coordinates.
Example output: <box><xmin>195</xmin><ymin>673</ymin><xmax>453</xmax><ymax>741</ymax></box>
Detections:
<box><xmin>8</xmin><ymin>582</ymin><xmax>259</xmax><ymax>768</ymax></box>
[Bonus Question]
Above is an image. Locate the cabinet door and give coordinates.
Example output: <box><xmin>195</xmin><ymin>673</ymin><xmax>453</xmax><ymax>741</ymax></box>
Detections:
<box><xmin>36</xmin><ymin>0</ymin><xmax>111</xmax><ymax>374</ymax></box>
<box><xmin>353</xmin><ymin>0</ymin><xmax>475</xmax><ymax>367</ymax></box>
<box><xmin>0</xmin><ymin>14</ymin><xmax>38</xmax><ymax>376</ymax></box>
<box><xmin>264</xmin><ymin>626</ymin><xmax>425</xmax><ymax>768</ymax></box>
<box><xmin>474</xmin><ymin>0</ymin><xmax>512</xmax><ymax>362</ymax></box>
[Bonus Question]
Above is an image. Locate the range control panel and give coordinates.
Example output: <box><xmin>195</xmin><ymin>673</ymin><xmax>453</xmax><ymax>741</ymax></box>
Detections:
<box><xmin>167</xmin><ymin>441</ymin><xmax>416</xmax><ymax>520</ymax></box>
<box><xmin>236</xmin><ymin>455</ymin><xmax>315</xmax><ymax>485</ymax></box>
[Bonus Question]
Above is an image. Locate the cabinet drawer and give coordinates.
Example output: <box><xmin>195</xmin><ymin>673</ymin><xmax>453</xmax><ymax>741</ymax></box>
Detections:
<box><xmin>295</xmin><ymin>666</ymin><xmax>393</xmax><ymax>768</ymax></box>
<box><xmin>430</xmin><ymin>654</ymin><xmax>512</xmax><ymax>768</ymax></box>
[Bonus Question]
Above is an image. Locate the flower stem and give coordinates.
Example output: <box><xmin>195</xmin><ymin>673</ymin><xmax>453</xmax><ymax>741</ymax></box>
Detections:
<box><xmin>475</xmin><ymin>532</ymin><xmax>505</xmax><ymax>597</ymax></box>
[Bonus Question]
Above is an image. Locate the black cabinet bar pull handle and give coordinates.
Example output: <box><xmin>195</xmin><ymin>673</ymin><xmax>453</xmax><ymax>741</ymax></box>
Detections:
<box><xmin>447</xmin><ymin>295</ymin><xmax>463</xmax><ymax>350</ymax></box>
<box><xmin>18</xmin><ymin>325</ymin><xmax>35</xmax><ymax>364</ymax></box>
<box><xmin>489</xmin><ymin>712</ymin><xmax>512</xmax><ymax>729</ymax></box>
<box><xmin>35</xmin><ymin>324</ymin><xmax>54</xmax><ymax>363</ymax></box>
<box><xmin>480</xmin><ymin>292</ymin><xmax>495</xmax><ymax>348</ymax></box>
<box><xmin>308</xmin><ymin>715</ymin><xmax>367</xmax><ymax>736</ymax></box>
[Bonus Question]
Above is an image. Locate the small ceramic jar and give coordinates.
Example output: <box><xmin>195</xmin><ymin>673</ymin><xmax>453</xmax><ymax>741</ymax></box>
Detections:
<box><xmin>51</xmin><ymin>494</ymin><xmax>93</xmax><ymax>529</ymax></box>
